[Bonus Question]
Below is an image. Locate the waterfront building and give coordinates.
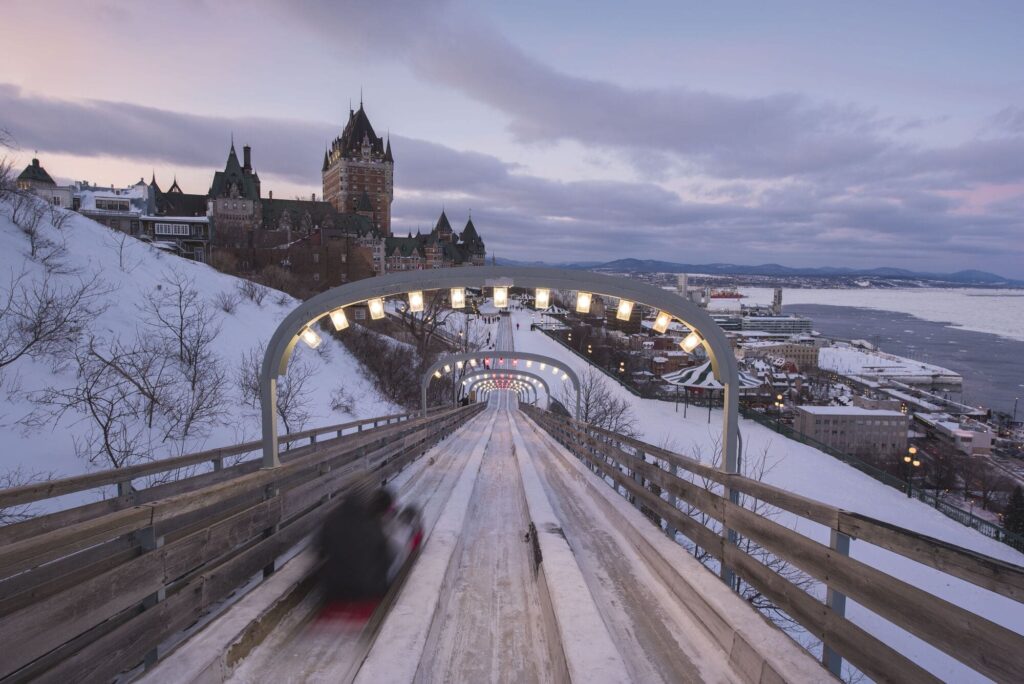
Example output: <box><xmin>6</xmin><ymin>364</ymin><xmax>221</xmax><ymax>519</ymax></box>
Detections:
<box><xmin>741</xmin><ymin>315</ymin><xmax>813</xmax><ymax>334</ymax></box>
<box><xmin>795</xmin><ymin>406</ymin><xmax>908</xmax><ymax>457</ymax></box>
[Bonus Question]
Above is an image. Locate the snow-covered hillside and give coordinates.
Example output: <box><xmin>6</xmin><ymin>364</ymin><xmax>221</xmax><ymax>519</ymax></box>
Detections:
<box><xmin>508</xmin><ymin>305</ymin><xmax>1024</xmax><ymax>683</ymax></box>
<box><xmin>0</xmin><ymin>197</ymin><xmax>397</xmax><ymax>486</ymax></box>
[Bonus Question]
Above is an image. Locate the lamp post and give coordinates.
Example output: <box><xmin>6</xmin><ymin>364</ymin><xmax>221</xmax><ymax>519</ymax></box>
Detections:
<box><xmin>774</xmin><ymin>393</ymin><xmax>784</xmax><ymax>432</ymax></box>
<box><xmin>903</xmin><ymin>446</ymin><xmax>921</xmax><ymax>498</ymax></box>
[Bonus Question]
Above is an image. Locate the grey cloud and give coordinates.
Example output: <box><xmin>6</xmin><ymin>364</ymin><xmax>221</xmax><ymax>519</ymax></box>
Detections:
<box><xmin>1</xmin><ymin>84</ymin><xmax>1021</xmax><ymax>276</ymax></box>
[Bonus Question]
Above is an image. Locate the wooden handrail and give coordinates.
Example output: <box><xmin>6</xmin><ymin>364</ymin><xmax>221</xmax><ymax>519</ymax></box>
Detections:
<box><xmin>0</xmin><ymin>410</ymin><xmax>436</xmax><ymax>510</ymax></box>
<box><xmin>523</xmin><ymin>406</ymin><xmax>1024</xmax><ymax>683</ymax></box>
<box><xmin>531</xmin><ymin>408</ymin><xmax>1024</xmax><ymax>603</ymax></box>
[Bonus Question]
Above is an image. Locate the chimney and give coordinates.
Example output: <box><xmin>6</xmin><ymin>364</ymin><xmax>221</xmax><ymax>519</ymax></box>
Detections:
<box><xmin>32</xmin><ymin>158</ymin><xmax>40</xmax><ymax>168</ymax></box>
<box><xmin>269</xmin><ymin>190</ymin><xmax>273</xmax><ymax>200</ymax></box>
<box><xmin>311</xmin><ymin>193</ymin><xmax>316</xmax><ymax>202</ymax></box>
<box><xmin>243</xmin><ymin>145</ymin><xmax>252</xmax><ymax>172</ymax></box>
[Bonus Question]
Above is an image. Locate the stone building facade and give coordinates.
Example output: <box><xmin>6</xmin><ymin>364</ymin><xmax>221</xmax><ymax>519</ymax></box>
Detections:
<box><xmin>322</xmin><ymin>103</ymin><xmax>394</xmax><ymax>236</ymax></box>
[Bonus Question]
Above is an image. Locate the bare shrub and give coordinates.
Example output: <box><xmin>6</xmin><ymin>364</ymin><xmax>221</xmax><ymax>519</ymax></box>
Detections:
<box><xmin>330</xmin><ymin>384</ymin><xmax>355</xmax><ymax>414</ymax></box>
<box><xmin>257</xmin><ymin>265</ymin><xmax>293</xmax><ymax>293</ymax></box>
<box><xmin>109</xmin><ymin>229</ymin><xmax>141</xmax><ymax>273</ymax></box>
<box><xmin>237</xmin><ymin>278</ymin><xmax>268</xmax><ymax>306</ymax></box>
<box><xmin>214</xmin><ymin>290</ymin><xmax>241</xmax><ymax>314</ymax></box>
<box><xmin>340</xmin><ymin>325</ymin><xmax>421</xmax><ymax>407</ymax></box>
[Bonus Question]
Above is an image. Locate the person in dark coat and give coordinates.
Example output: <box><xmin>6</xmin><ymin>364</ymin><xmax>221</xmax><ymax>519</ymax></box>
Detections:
<box><xmin>318</xmin><ymin>487</ymin><xmax>395</xmax><ymax>602</ymax></box>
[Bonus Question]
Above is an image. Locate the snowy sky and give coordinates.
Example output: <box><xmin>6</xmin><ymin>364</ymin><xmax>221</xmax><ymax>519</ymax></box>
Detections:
<box><xmin>2</xmin><ymin>1</ymin><xmax>1023</xmax><ymax>277</ymax></box>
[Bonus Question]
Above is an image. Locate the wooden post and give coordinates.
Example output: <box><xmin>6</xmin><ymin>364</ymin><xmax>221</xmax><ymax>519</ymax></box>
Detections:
<box><xmin>822</xmin><ymin>529</ymin><xmax>851</xmax><ymax>677</ymax></box>
<box><xmin>139</xmin><ymin>525</ymin><xmax>165</xmax><ymax>668</ymax></box>
<box><xmin>117</xmin><ymin>479</ymin><xmax>134</xmax><ymax>500</ymax></box>
<box><xmin>211</xmin><ymin>457</ymin><xmax>223</xmax><ymax>472</ymax></box>
<box><xmin>262</xmin><ymin>483</ymin><xmax>280</xmax><ymax>578</ymax></box>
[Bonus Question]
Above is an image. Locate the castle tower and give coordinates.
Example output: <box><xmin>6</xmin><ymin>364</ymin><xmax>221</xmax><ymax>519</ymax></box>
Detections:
<box><xmin>322</xmin><ymin>102</ymin><xmax>394</xmax><ymax>236</ymax></box>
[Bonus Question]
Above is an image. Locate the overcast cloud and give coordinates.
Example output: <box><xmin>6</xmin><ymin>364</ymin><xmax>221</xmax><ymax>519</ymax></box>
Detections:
<box><xmin>1</xmin><ymin>1</ymin><xmax>1022</xmax><ymax>276</ymax></box>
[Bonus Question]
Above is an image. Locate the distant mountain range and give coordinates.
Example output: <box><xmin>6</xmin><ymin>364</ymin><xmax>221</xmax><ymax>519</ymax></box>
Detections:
<box><xmin>493</xmin><ymin>257</ymin><xmax>1023</xmax><ymax>286</ymax></box>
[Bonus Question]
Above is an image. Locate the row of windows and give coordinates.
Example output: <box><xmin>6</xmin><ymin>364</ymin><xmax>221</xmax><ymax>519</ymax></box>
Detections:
<box><xmin>95</xmin><ymin>199</ymin><xmax>130</xmax><ymax>211</ymax></box>
<box><xmin>154</xmin><ymin>223</ymin><xmax>192</xmax><ymax>236</ymax></box>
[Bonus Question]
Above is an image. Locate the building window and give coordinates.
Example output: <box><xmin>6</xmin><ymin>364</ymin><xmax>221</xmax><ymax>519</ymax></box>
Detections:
<box><xmin>155</xmin><ymin>222</ymin><xmax>192</xmax><ymax>236</ymax></box>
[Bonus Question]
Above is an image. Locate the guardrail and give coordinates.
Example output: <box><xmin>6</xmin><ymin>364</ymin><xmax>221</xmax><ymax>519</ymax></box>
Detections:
<box><xmin>522</xmin><ymin>405</ymin><xmax>1024</xmax><ymax>683</ymax></box>
<box><xmin>0</xmin><ymin>403</ymin><xmax>484</xmax><ymax>682</ymax></box>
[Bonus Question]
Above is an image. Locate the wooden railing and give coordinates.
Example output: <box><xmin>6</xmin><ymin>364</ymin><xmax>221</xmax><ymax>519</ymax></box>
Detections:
<box><xmin>522</xmin><ymin>405</ymin><xmax>1024</xmax><ymax>684</ymax></box>
<box><xmin>0</xmin><ymin>403</ymin><xmax>484</xmax><ymax>682</ymax></box>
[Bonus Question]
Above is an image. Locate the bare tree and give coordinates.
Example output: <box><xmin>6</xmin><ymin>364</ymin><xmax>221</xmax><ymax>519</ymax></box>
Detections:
<box><xmin>393</xmin><ymin>291</ymin><xmax>459</xmax><ymax>362</ymax></box>
<box><xmin>238</xmin><ymin>343</ymin><xmax>316</xmax><ymax>436</ymax></box>
<box><xmin>562</xmin><ymin>366</ymin><xmax>637</xmax><ymax>435</ymax></box>
<box><xmin>139</xmin><ymin>270</ymin><xmax>227</xmax><ymax>439</ymax></box>
<box><xmin>0</xmin><ymin>268</ymin><xmax>108</xmax><ymax>371</ymax></box>
<box><xmin>0</xmin><ymin>128</ymin><xmax>15</xmax><ymax>197</ymax></box>
<box><xmin>109</xmin><ymin>229</ymin><xmax>141</xmax><ymax>273</ymax></box>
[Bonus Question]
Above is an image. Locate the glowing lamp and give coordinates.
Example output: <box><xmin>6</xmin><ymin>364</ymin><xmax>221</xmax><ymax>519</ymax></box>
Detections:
<box><xmin>443</xmin><ymin>364</ymin><xmax>452</xmax><ymax>374</ymax></box>
<box><xmin>562</xmin><ymin>373</ymin><xmax>569</xmax><ymax>380</ymax></box>
<box><xmin>903</xmin><ymin>455</ymin><xmax>912</xmax><ymax>463</ymax></box>
<box><xmin>576</xmin><ymin>291</ymin><xmax>592</xmax><ymax>314</ymax></box>
<box><xmin>909</xmin><ymin>446</ymin><xmax>918</xmax><ymax>455</ymax></box>
<box><xmin>912</xmin><ymin>459</ymin><xmax>921</xmax><ymax>467</ymax></box>
<box><xmin>493</xmin><ymin>286</ymin><xmax>509</xmax><ymax>308</ymax></box>
<box><xmin>450</xmin><ymin>287</ymin><xmax>466</xmax><ymax>309</ymax></box>
<box><xmin>328</xmin><ymin>307</ymin><xmax>349</xmax><ymax>331</ymax></box>
<box><xmin>652</xmin><ymin>311</ymin><xmax>672</xmax><ymax>333</ymax></box>
<box><xmin>470</xmin><ymin>358</ymin><xmax>478</xmax><ymax>367</ymax></box>
<box><xmin>368</xmin><ymin>298</ymin><xmax>385</xmax><ymax>320</ymax></box>
<box><xmin>299</xmin><ymin>327</ymin><xmax>322</xmax><ymax>349</ymax></box>
<box><xmin>539</xmin><ymin>363</ymin><xmax>546</xmax><ymax>371</ymax></box>
<box><xmin>680</xmin><ymin>331</ymin><xmax>703</xmax><ymax>353</ymax></box>
<box><xmin>552</xmin><ymin>366</ymin><xmax>559</xmax><ymax>375</ymax></box>
<box><xmin>535</xmin><ymin>288</ymin><xmax>551</xmax><ymax>310</ymax></box>
<box><xmin>616</xmin><ymin>299</ymin><xmax>634</xmax><ymax>321</ymax></box>
<box><xmin>526</xmin><ymin>360</ymin><xmax>533</xmax><ymax>367</ymax></box>
<box><xmin>408</xmin><ymin>290</ymin><xmax>424</xmax><ymax>313</ymax></box>
<box><xmin>456</xmin><ymin>361</ymin><xmax>464</xmax><ymax>369</ymax></box>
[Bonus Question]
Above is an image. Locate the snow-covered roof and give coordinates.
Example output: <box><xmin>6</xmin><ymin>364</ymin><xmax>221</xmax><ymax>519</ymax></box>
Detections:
<box><xmin>798</xmin><ymin>406</ymin><xmax>905</xmax><ymax>417</ymax></box>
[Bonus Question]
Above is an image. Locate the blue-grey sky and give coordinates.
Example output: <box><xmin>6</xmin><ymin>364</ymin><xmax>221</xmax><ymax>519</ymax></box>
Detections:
<box><xmin>1</xmin><ymin>1</ymin><xmax>1022</xmax><ymax>276</ymax></box>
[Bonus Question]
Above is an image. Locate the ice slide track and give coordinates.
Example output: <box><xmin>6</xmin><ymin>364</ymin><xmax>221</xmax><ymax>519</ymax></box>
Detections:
<box><xmin>214</xmin><ymin>404</ymin><xmax>501</xmax><ymax>684</ymax></box>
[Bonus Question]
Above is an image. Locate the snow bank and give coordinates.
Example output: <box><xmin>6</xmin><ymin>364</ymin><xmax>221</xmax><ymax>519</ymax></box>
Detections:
<box><xmin>0</xmin><ymin>199</ymin><xmax>397</xmax><ymax>488</ymax></box>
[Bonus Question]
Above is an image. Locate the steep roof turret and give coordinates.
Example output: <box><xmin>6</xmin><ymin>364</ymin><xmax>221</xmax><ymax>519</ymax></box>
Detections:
<box><xmin>18</xmin><ymin>158</ymin><xmax>55</xmax><ymax>186</ymax></box>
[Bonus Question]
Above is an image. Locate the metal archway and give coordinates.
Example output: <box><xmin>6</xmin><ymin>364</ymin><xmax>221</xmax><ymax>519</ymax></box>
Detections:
<box><xmin>459</xmin><ymin>370</ymin><xmax>548</xmax><ymax>407</ymax></box>
<box><xmin>261</xmin><ymin>266</ymin><xmax>739</xmax><ymax>478</ymax></box>
<box><xmin>471</xmin><ymin>379</ymin><xmax>533</xmax><ymax>405</ymax></box>
<box><xmin>421</xmin><ymin>352</ymin><xmax>579</xmax><ymax>418</ymax></box>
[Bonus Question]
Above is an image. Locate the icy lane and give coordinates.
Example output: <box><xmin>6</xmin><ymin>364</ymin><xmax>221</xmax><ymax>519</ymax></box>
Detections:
<box><xmin>413</xmin><ymin>393</ymin><xmax>560</xmax><ymax>682</ymax></box>
<box><xmin>225</xmin><ymin>406</ymin><xmax>496</xmax><ymax>684</ymax></box>
<box><xmin>512</xmin><ymin>410</ymin><xmax>739</xmax><ymax>683</ymax></box>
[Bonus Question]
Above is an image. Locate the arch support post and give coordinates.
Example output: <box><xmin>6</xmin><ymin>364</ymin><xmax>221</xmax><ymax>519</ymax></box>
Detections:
<box><xmin>261</xmin><ymin>375</ymin><xmax>279</xmax><ymax>469</ymax></box>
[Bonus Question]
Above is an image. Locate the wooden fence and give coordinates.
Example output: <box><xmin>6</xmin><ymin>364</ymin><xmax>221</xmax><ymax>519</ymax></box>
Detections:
<box><xmin>522</xmin><ymin>405</ymin><xmax>1024</xmax><ymax>684</ymax></box>
<box><xmin>0</xmin><ymin>404</ymin><xmax>483</xmax><ymax>682</ymax></box>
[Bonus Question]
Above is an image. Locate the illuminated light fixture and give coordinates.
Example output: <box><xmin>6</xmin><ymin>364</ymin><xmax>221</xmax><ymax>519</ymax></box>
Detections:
<box><xmin>539</xmin><ymin>363</ymin><xmax>546</xmax><ymax>371</ymax></box>
<box><xmin>493</xmin><ymin>286</ymin><xmax>509</xmax><ymax>308</ymax></box>
<box><xmin>526</xmin><ymin>360</ymin><xmax>533</xmax><ymax>368</ymax></box>
<box><xmin>653</xmin><ymin>311</ymin><xmax>672</xmax><ymax>333</ymax></box>
<box><xmin>457</xmin><ymin>361</ymin><xmax>464</xmax><ymax>369</ymax></box>
<box><xmin>299</xmin><ymin>326</ymin><xmax>322</xmax><ymax>349</ymax></box>
<box><xmin>443</xmin><ymin>364</ymin><xmax>452</xmax><ymax>374</ymax></box>
<box><xmin>552</xmin><ymin>366</ymin><xmax>559</xmax><ymax>375</ymax></box>
<box><xmin>470</xmin><ymin>358</ymin><xmax>478</xmax><ymax>367</ymax></box>
<box><xmin>368</xmin><ymin>297</ymin><xmax>385</xmax><ymax>320</ymax></box>
<box><xmin>462</xmin><ymin>380</ymin><xmax>467</xmax><ymax>385</ymax></box>
<box><xmin>328</xmin><ymin>307</ymin><xmax>349</xmax><ymax>331</ymax></box>
<box><xmin>433</xmin><ymin>370</ymin><xmax>442</xmax><ymax>379</ymax></box>
<box><xmin>680</xmin><ymin>331</ymin><xmax>703</xmax><ymax>353</ymax></box>
<box><xmin>450</xmin><ymin>287</ymin><xmax>466</xmax><ymax>309</ymax></box>
<box><xmin>576</xmin><ymin>291</ymin><xmax>593</xmax><ymax>314</ymax></box>
<box><xmin>562</xmin><ymin>373</ymin><xmax>569</xmax><ymax>380</ymax></box>
<box><xmin>408</xmin><ymin>290</ymin><xmax>424</xmax><ymax>313</ymax></box>
<box><xmin>616</xmin><ymin>299</ymin><xmax>634</xmax><ymax>321</ymax></box>
<box><xmin>535</xmin><ymin>288</ymin><xmax>551</xmax><ymax>310</ymax></box>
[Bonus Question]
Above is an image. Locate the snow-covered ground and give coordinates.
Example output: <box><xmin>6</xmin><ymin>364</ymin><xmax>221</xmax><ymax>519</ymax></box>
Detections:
<box><xmin>505</xmin><ymin>304</ymin><xmax>1024</xmax><ymax>683</ymax></box>
<box><xmin>0</xmin><ymin>199</ymin><xmax>397</xmax><ymax>491</ymax></box>
<box><xmin>707</xmin><ymin>286</ymin><xmax>1024</xmax><ymax>342</ymax></box>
